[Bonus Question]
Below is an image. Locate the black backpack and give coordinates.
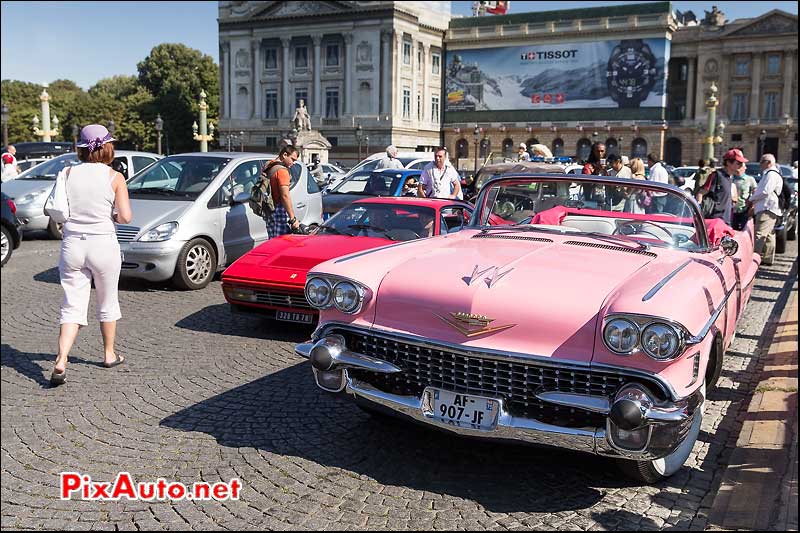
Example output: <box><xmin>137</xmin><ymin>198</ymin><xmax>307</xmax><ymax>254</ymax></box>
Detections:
<box><xmin>249</xmin><ymin>163</ymin><xmax>283</xmax><ymax>219</ymax></box>
<box><xmin>764</xmin><ymin>168</ymin><xmax>792</xmax><ymax>210</ymax></box>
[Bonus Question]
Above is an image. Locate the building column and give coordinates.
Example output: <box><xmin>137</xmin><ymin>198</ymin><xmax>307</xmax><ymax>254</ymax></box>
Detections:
<box><xmin>281</xmin><ymin>37</ymin><xmax>291</xmax><ymax>118</ymax></box>
<box><xmin>694</xmin><ymin>56</ymin><xmax>709</xmax><ymax>121</ymax></box>
<box><xmin>396</xmin><ymin>33</ymin><xmax>404</xmax><ymax>117</ymax></box>
<box><xmin>750</xmin><ymin>53</ymin><xmax>762</xmax><ymax>121</ymax></box>
<box><xmin>422</xmin><ymin>43</ymin><xmax>430</xmax><ymax>124</ymax></box>
<box><xmin>782</xmin><ymin>50</ymin><xmax>795</xmax><ymax>118</ymax></box>
<box><xmin>312</xmin><ymin>35</ymin><xmax>322</xmax><ymax>117</ymax></box>
<box><xmin>220</xmin><ymin>42</ymin><xmax>228</xmax><ymax>119</ymax></box>
<box><xmin>685</xmin><ymin>57</ymin><xmax>696</xmax><ymax>121</ymax></box>
<box><xmin>411</xmin><ymin>41</ymin><xmax>418</xmax><ymax>123</ymax></box>
<box><xmin>381</xmin><ymin>31</ymin><xmax>392</xmax><ymax>115</ymax></box>
<box><xmin>718</xmin><ymin>56</ymin><xmax>730</xmax><ymax>121</ymax></box>
<box><xmin>344</xmin><ymin>34</ymin><xmax>353</xmax><ymax>115</ymax></box>
<box><xmin>251</xmin><ymin>39</ymin><xmax>260</xmax><ymax>119</ymax></box>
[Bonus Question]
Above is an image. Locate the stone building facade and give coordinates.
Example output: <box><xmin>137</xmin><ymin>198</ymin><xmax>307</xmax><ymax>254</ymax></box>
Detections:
<box><xmin>443</xmin><ymin>3</ymin><xmax>798</xmax><ymax>166</ymax></box>
<box><xmin>218</xmin><ymin>1</ymin><xmax>451</xmax><ymax>162</ymax></box>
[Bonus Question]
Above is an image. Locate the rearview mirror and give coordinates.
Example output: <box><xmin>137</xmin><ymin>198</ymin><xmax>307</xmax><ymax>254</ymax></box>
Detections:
<box><xmin>720</xmin><ymin>235</ymin><xmax>738</xmax><ymax>256</ymax></box>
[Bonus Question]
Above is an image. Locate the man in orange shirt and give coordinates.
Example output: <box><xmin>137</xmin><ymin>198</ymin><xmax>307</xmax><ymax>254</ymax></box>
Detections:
<box><xmin>262</xmin><ymin>145</ymin><xmax>301</xmax><ymax>237</ymax></box>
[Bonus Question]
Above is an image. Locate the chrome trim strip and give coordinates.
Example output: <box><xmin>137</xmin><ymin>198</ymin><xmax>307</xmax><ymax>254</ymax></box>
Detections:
<box><xmin>687</xmin><ymin>283</ymin><xmax>738</xmax><ymax>345</ymax></box>
<box><xmin>535</xmin><ymin>392</ymin><xmax>611</xmax><ymax>414</ymax></box>
<box><xmin>642</xmin><ymin>259</ymin><xmax>692</xmax><ymax>301</ymax></box>
<box><xmin>296</xmin><ymin>342</ymin><xmax>313</xmax><ymax>358</ymax></box>
<box><xmin>331</xmin><ymin>349</ymin><xmax>403</xmax><ymax>374</ymax></box>
<box><xmin>319</xmin><ymin>322</ymin><xmax>677</xmax><ymax>400</ymax></box>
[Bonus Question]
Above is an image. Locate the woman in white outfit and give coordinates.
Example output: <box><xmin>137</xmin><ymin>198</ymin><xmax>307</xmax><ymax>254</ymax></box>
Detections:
<box><xmin>50</xmin><ymin>124</ymin><xmax>132</xmax><ymax>386</ymax></box>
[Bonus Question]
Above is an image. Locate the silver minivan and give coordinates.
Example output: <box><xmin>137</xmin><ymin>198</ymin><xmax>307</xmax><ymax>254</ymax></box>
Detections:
<box><xmin>118</xmin><ymin>152</ymin><xmax>323</xmax><ymax>290</ymax></box>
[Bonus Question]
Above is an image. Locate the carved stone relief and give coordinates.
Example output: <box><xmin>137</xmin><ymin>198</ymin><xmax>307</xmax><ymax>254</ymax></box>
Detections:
<box><xmin>235</xmin><ymin>49</ymin><xmax>250</xmax><ymax>69</ymax></box>
<box><xmin>356</xmin><ymin>41</ymin><xmax>373</xmax><ymax>72</ymax></box>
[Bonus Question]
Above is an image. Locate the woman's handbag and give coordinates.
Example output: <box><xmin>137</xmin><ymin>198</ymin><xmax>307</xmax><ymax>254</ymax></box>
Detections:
<box><xmin>44</xmin><ymin>167</ymin><xmax>70</xmax><ymax>223</ymax></box>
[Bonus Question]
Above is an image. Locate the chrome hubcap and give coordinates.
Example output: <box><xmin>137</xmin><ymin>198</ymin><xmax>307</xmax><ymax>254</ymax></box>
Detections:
<box><xmin>186</xmin><ymin>245</ymin><xmax>212</xmax><ymax>284</ymax></box>
<box><xmin>1</xmin><ymin>231</ymin><xmax>8</xmax><ymax>262</ymax></box>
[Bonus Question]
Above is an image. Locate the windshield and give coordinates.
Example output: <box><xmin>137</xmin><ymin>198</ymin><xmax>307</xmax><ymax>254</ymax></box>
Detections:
<box><xmin>127</xmin><ymin>156</ymin><xmax>231</xmax><ymax>199</ymax></box>
<box><xmin>474</xmin><ymin>177</ymin><xmax>707</xmax><ymax>251</ymax></box>
<box><xmin>320</xmin><ymin>202</ymin><xmax>436</xmax><ymax>241</ymax></box>
<box><xmin>17</xmin><ymin>153</ymin><xmax>79</xmax><ymax>180</ymax></box>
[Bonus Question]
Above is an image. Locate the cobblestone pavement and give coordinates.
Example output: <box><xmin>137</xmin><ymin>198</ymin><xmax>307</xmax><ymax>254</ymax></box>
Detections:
<box><xmin>2</xmin><ymin>235</ymin><xmax>797</xmax><ymax>531</ymax></box>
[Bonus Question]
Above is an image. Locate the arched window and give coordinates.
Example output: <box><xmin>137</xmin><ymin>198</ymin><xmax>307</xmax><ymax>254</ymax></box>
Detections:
<box><xmin>631</xmin><ymin>137</ymin><xmax>648</xmax><ymax>159</ymax></box>
<box><xmin>576</xmin><ymin>138</ymin><xmax>592</xmax><ymax>163</ymax></box>
<box><xmin>605</xmin><ymin>137</ymin><xmax>619</xmax><ymax>156</ymax></box>
<box><xmin>455</xmin><ymin>138</ymin><xmax>469</xmax><ymax>159</ymax></box>
<box><xmin>552</xmin><ymin>138</ymin><xmax>564</xmax><ymax>157</ymax></box>
<box><xmin>502</xmin><ymin>138</ymin><xmax>514</xmax><ymax>158</ymax></box>
<box><xmin>479</xmin><ymin>138</ymin><xmax>491</xmax><ymax>158</ymax></box>
<box><xmin>664</xmin><ymin>137</ymin><xmax>682</xmax><ymax>167</ymax></box>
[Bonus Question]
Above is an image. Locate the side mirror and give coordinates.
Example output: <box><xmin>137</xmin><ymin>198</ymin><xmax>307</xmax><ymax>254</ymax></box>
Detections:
<box><xmin>232</xmin><ymin>190</ymin><xmax>250</xmax><ymax>204</ymax></box>
<box><xmin>720</xmin><ymin>235</ymin><xmax>738</xmax><ymax>256</ymax></box>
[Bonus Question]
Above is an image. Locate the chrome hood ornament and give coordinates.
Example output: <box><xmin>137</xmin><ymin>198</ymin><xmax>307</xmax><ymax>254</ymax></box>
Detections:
<box><xmin>464</xmin><ymin>264</ymin><xmax>514</xmax><ymax>288</ymax></box>
<box><xmin>436</xmin><ymin>312</ymin><xmax>516</xmax><ymax>337</ymax></box>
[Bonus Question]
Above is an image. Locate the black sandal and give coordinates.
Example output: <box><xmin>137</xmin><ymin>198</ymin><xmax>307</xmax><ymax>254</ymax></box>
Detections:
<box><xmin>103</xmin><ymin>355</ymin><xmax>125</xmax><ymax>368</ymax></box>
<box><xmin>50</xmin><ymin>368</ymin><xmax>66</xmax><ymax>386</ymax></box>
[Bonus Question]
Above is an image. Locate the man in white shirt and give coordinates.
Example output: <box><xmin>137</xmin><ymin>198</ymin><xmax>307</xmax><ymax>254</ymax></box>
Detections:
<box><xmin>374</xmin><ymin>145</ymin><xmax>404</xmax><ymax>170</ymax></box>
<box><xmin>418</xmin><ymin>147</ymin><xmax>462</xmax><ymax>199</ymax></box>
<box><xmin>1</xmin><ymin>145</ymin><xmax>18</xmax><ymax>181</ymax></box>
<box><xmin>749</xmin><ymin>153</ymin><xmax>783</xmax><ymax>265</ymax></box>
<box><xmin>646</xmin><ymin>153</ymin><xmax>669</xmax><ymax>213</ymax></box>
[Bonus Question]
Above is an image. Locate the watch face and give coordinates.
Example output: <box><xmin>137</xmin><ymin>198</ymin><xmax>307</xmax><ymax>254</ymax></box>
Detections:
<box><xmin>606</xmin><ymin>41</ymin><xmax>658</xmax><ymax>107</ymax></box>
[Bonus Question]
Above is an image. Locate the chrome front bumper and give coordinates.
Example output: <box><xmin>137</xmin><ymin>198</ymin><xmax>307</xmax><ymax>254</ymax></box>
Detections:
<box><xmin>296</xmin><ymin>338</ymin><xmax>701</xmax><ymax>460</ymax></box>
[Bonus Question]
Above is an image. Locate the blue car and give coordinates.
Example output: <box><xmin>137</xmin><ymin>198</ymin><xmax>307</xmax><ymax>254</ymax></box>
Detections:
<box><xmin>322</xmin><ymin>169</ymin><xmax>422</xmax><ymax>218</ymax></box>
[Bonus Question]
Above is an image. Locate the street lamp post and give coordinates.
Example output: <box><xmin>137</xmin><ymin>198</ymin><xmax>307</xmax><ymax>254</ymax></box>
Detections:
<box><xmin>355</xmin><ymin>123</ymin><xmax>363</xmax><ymax>162</ymax></box>
<box><xmin>154</xmin><ymin>115</ymin><xmax>163</xmax><ymax>155</ymax></box>
<box><xmin>32</xmin><ymin>85</ymin><xmax>59</xmax><ymax>141</ymax></box>
<box><xmin>703</xmin><ymin>82</ymin><xmax>719</xmax><ymax>161</ymax></box>
<box><xmin>192</xmin><ymin>89</ymin><xmax>215</xmax><ymax>152</ymax></box>
<box><xmin>1</xmin><ymin>104</ymin><xmax>8</xmax><ymax>147</ymax></box>
<box><xmin>239</xmin><ymin>131</ymin><xmax>245</xmax><ymax>152</ymax></box>
<box><xmin>759</xmin><ymin>129</ymin><xmax>767</xmax><ymax>159</ymax></box>
<box><xmin>365</xmin><ymin>135</ymin><xmax>369</xmax><ymax>157</ymax></box>
<box><xmin>473</xmin><ymin>125</ymin><xmax>480</xmax><ymax>173</ymax></box>
<box><xmin>107</xmin><ymin>120</ymin><xmax>115</xmax><ymax>136</ymax></box>
<box><xmin>71</xmin><ymin>124</ymin><xmax>79</xmax><ymax>151</ymax></box>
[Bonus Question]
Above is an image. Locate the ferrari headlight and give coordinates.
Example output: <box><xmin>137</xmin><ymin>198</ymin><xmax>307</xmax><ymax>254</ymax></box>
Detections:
<box><xmin>305</xmin><ymin>277</ymin><xmax>332</xmax><ymax>308</ymax></box>
<box><xmin>603</xmin><ymin>318</ymin><xmax>639</xmax><ymax>354</ymax></box>
<box><xmin>641</xmin><ymin>323</ymin><xmax>681</xmax><ymax>360</ymax></box>
<box><xmin>138</xmin><ymin>221</ymin><xmax>179</xmax><ymax>242</ymax></box>
<box><xmin>332</xmin><ymin>281</ymin><xmax>361</xmax><ymax>314</ymax></box>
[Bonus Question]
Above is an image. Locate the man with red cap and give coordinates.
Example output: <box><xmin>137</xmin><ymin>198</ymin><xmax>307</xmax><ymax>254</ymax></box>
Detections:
<box><xmin>696</xmin><ymin>148</ymin><xmax>742</xmax><ymax>226</ymax></box>
<box><xmin>1</xmin><ymin>145</ymin><xmax>18</xmax><ymax>181</ymax></box>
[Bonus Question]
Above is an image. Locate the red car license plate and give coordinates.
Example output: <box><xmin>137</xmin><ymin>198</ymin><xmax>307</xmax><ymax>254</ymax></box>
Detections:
<box><xmin>276</xmin><ymin>311</ymin><xmax>314</xmax><ymax>324</ymax></box>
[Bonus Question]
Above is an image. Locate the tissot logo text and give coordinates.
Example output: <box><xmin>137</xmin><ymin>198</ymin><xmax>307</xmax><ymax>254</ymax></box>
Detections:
<box><xmin>520</xmin><ymin>49</ymin><xmax>579</xmax><ymax>61</ymax></box>
<box><xmin>59</xmin><ymin>472</ymin><xmax>241</xmax><ymax>501</ymax></box>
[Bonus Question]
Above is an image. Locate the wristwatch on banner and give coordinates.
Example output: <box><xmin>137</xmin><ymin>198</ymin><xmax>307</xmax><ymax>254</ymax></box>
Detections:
<box><xmin>606</xmin><ymin>39</ymin><xmax>658</xmax><ymax>108</ymax></box>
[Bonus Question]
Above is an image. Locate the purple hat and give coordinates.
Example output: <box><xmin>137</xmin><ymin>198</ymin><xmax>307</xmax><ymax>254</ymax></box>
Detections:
<box><xmin>76</xmin><ymin>124</ymin><xmax>116</xmax><ymax>152</ymax></box>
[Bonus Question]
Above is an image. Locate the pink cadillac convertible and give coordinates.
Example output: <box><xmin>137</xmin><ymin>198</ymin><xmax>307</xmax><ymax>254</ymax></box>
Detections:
<box><xmin>296</xmin><ymin>174</ymin><xmax>759</xmax><ymax>483</ymax></box>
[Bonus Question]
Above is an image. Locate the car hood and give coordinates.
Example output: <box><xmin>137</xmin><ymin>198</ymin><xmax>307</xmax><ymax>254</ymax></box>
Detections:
<box><xmin>2</xmin><ymin>178</ymin><xmax>54</xmax><ymax>200</ymax></box>
<box><xmin>223</xmin><ymin>234</ymin><xmax>394</xmax><ymax>286</ymax></box>
<box><xmin>368</xmin><ymin>234</ymin><xmax>656</xmax><ymax>362</ymax></box>
<box><xmin>125</xmin><ymin>199</ymin><xmax>194</xmax><ymax>233</ymax></box>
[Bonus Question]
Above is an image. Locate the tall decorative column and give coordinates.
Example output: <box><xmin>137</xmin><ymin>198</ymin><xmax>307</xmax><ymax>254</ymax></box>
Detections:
<box><xmin>220</xmin><ymin>42</ymin><xmax>228</xmax><ymax>120</ymax></box>
<box><xmin>396</xmin><ymin>33</ymin><xmax>403</xmax><ymax>117</ymax></box>
<box><xmin>344</xmin><ymin>35</ymin><xmax>354</xmax><ymax>115</ymax></box>
<box><xmin>381</xmin><ymin>31</ymin><xmax>392</xmax><ymax>115</ymax></box>
<box><xmin>686</xmin><ymin>57</ymin><xmax>696</xmax><ymax>121</ymax></box>
<box><xmin>281</xmin><ymin>37</ymin><xmax>291</xmax><ymax>118</ymax></box>
<box><xmin>312</xmin><ymin>35</ymin><xmax>322</xmax><ymax>117</ymax></box>
<box><xmin>782</xmin><ymin>50</ymin><xmax>795</xmax><ymax>119</ymax></box>
<box><xmin>422</xmin><ymin>43</ymin><xmax>430</xmax><ymax>124</ymax></box>
<box><xmin>749</xmin><ymin>53</ymin><xmax>761</xmax><ymax>121</ymax></box>
<box><xmin>251</xmin><ymin>38</ymin><xmax>260</xmax><ymax>119</ymax></box>
<box><xmin>32</xmin><ymin>84</ymin><xmax>58</xmax><ymax>141</ymax></box>
<box><xmin>411</xmin><ymin>41</ymin><xmax>418</xmax><ymax>123</ymax></box>
<box><xmin>226</xmin><ymin>42</ymin><xmax>233</xmax><ymax>119</ymax></box>
<box><xmin>703</xmin><ymin>82</ymin><xmax>719</xmax><ymax>161</ymax></box>
<box><xmin>192</xmin><ymin>90</ymin><xmax>215</xmax><ymax>152</ymax></box>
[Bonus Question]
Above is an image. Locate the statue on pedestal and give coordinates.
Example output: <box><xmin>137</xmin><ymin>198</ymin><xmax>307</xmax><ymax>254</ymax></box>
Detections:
<box><xmin>293</xmin><ymin>99</ymin><xmax>311</xmax><ymax>131</ymax></box>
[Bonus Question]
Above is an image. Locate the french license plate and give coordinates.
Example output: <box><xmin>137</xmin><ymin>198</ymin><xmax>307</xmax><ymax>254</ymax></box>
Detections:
<box><xmin>428</xmin><ymin>389</ymin><xmax>499</xmax><ymax>430</ymax></box>
<box><xmin>275</xmin><ymin>310</ymin><xmax>314</xmax><ymax>324</ymax></box>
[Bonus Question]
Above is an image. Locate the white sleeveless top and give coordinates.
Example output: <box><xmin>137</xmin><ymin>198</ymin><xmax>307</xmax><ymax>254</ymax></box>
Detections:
<box><xmin>63</xmin><ymin>163</ymin><xmax>117</xmax><ymax>235</ymax></box>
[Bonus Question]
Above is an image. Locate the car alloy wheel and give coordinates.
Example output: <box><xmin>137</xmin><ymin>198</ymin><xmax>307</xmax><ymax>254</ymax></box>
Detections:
<box><xmin>172</xmin><ymin>238</ymin><xmax>217</xmax><ymax>290</ymax></box>
<box><xmin>1</xmin><ymin>226</ymin><xmax>11</xmax><ymax>267</ymax></box>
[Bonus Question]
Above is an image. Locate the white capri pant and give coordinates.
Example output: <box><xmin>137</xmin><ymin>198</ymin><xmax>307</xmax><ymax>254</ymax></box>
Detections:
<box><xmin>59</xmin><ymin>232</ymin><xmax>122</xmax><ymax>326</ymax></box>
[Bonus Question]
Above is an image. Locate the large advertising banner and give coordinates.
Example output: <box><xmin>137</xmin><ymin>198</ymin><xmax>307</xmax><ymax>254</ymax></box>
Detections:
<box><xmin>445</xmin><ymin>38</ymin><xmax>670</xmax><ymax>112</ymax></box>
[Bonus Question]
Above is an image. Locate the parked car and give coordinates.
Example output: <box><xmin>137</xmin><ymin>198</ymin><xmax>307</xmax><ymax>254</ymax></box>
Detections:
<box><xmin>2</xmin><ymin>150</ymin><xmax>161</xmax><ymax>239</ymax></box>
<box><xmin>318</xmin><ymin>162</ymin><xmax>347</xmax><ymax>189</ymax></box>
<box><xmin>222</xmin><ymin>197</ymin><xmax>475</xmax><ymax>323</ymax></box>
<box><xmin>323</xmin><ymin>169</ymin><xmax>423</xmax><ymax>218</ymax></box>
<box><xmin>117</xmin><ymin>152</ymin><xmax>323</xmax><ymax>290</ymax></box>
<box><xmin>671</xmin><ymin>166</ymin><xmax>698</xmax><ymax>193</ymax></box>
<box><xmin>297</xmin><ymin>173</ymin><xmax>758</xmax><ymax>484</ymax></box>
<box><xmin>1</xmin><ymin>192</ymin><xmax>22</xmax><ymax>267</ymax></box>
<box><xmin>1</xmin><ymin>141</ymin><xmax>74</xmax><ymax>161</ymax></box>
<box><xmin>14</xmin><ymin>158</ymin><xmax>48</xmax><ymax>174</ymax></box>
<box><xmin>327</xmin><ymin>152</ymin><xmax>435</xmax><ymax>192</ymax></box>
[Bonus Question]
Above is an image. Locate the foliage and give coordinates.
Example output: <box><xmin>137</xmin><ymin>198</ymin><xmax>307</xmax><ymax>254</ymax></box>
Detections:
<box><xmin>2</xmin><ymin>44</ymin><xmax>218</xmax><ymax>154</ymax></box>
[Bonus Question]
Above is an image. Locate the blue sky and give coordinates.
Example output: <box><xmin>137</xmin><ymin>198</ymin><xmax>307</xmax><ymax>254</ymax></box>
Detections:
<box><xmin>1</xmin><ymin>1</ymin><xmax>796</xmax><ymax>90</ymax></box>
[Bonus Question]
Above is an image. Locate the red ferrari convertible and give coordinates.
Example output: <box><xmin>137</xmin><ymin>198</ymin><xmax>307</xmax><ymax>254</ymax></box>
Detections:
<box><xmin>221</xmin><ymin>197</ymin><xmax>474</xmax><ymax>324</ymax></box>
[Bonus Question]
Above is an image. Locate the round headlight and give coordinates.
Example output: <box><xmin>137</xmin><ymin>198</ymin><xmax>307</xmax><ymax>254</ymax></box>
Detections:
<box><xmin>604</xmin><ymin>318</ymin><xmax>639</xmax><ymax>354</ymax></box>
<box><xmin>305</xmin><ymin>278</ymin><xmax>332</xmax><ymax>308</ymax></box>
<box><xmin>641</xmin><ymin>323</ymin><xmax>681</xmax><ymax>360</ymax></box>
<box><xmin>332</xmin><ymin>281</ymin><xmax>361</xmax><ymax>313</ymax></box>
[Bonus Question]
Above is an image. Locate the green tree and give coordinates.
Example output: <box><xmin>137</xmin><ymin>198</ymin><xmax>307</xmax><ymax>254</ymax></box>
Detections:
<box><xmin>1</xmin><ymin>80</ymin><xmax>48</xmax><ymax>143</ymax></box>
<box><xmin>137</xmin><ymin>43</ymin><xmax>219</xmax><ymax>154</ymax></box>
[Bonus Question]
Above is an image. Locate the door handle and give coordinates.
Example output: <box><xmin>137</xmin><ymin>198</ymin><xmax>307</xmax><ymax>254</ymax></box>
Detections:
<box><xmin>296</xmin><ymin>202</ymin><xmax>306</xmax><ymax>208</ymax></box>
